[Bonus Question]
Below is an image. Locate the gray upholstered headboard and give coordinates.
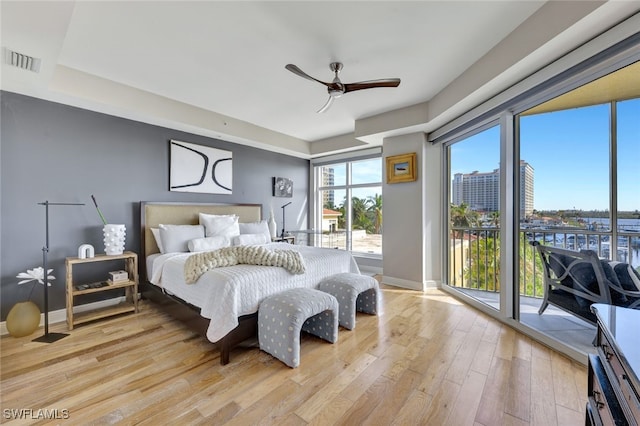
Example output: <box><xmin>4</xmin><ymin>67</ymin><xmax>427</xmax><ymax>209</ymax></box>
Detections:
<box><xmin>140</xmin><ymin>202</ymin><xmax>262</xmax><ymax>259</ymax></box>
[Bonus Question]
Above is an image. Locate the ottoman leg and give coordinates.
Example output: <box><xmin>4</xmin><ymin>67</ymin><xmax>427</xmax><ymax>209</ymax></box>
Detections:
<box><xmin>259</xmin><ymin>305</ymin><xmax>302</xmax><ymax>368</ymax></box>
<box><xmin>302</xmin><ymin>309</ymin><xmax>338</xmax><ymax>343</ymax></box>
<box><xmin>356</xmin><ymin>288</ymin><xmax>378</xmax><ymax>315</ymax></box>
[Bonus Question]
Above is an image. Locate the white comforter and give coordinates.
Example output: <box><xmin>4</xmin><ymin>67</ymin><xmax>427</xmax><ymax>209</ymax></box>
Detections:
<box><xmin>149</xmin><ymin>243</ymin><xmax>360</xmax><ymax>342</ymax></box>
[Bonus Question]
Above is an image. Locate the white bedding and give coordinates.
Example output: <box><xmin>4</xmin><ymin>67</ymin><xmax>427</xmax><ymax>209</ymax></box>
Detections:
<box><xmin>148</xmin><ymin>242</ymin><xmax>360</xmax><ymax>342</ymax></box>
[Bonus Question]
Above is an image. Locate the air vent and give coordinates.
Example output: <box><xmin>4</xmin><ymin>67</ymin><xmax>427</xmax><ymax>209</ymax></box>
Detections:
<box><xmin>4</xmin><ymin>48</ymin><xmax>41</xmax><ymax>73</ymax></box>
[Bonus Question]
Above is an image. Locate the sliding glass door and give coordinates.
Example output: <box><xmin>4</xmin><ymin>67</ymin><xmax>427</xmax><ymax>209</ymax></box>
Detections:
<box><xmin>441</xmin><ymin>54</ymin><xmax>639</xmax><ymax>357</ymax></box>
<box><xmin>516</xmin><ymin>62</ymin><xmax>640</xmax><ymax>353</ymax></box>
<box><xmin>446</xmin><ymin>125</ymin><xmax>502</xmax><ymax>311</ymax></box>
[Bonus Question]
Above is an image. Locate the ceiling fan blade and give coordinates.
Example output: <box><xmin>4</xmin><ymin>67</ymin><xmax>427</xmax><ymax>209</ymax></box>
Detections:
<box><xmin>316</xmin><ymin>95</ymin><xmax>334</xmax><ymax>113</ymax></box>
<box><xmin>343</xmin><ymin>79</ymin><xmax>401</xmax><ymax>93</ymax></box>
<box><xmin>285</xmin><ymin>64</ymin><xmax>331</xmax><ymax>87</ymax></box>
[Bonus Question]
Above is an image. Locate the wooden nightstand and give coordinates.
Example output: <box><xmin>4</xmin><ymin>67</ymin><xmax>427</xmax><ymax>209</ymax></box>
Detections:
<box><xmin>65</xmin><ymin>251</ymin><xmax>139</xmax><ymax>330</ymax></box>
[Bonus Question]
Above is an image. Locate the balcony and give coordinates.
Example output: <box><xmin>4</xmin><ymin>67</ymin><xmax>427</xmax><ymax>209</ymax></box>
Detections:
<box><xmin>448</xmin><ymin>225</ymin><xmax>640</xmax><ymax>354</ymax></box>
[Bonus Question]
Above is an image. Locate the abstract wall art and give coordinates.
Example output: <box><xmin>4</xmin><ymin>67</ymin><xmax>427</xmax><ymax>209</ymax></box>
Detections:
<box><xmin>272</xmin><ymin>176</ymin><xmax>293</xmax><ymax>198</ymax></box>
<box><xmin>170</xmin><ymin>140</ymin><xmax>232</xmax><ymax>194</ymax></box>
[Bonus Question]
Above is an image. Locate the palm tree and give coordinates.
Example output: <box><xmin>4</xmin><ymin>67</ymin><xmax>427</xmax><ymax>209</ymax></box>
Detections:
<box><xmin>490</xmin><ymin>211</ymin><xmax>500</xmax><ymax>228</ymax></box>
<box><xmin>367</xmin><ymin>194</ymin><xmax>383</xmax><ymax>234</ymax></box>
<box><xmin>351</xmin><ymin>197</ymin><xmax>371</xmax><ymax>231</ymax></box>
<box><xmin>450</xmin><ymin>203</ymin><xmax>479</xmax><ymax>239</ymax></box>
<box><xmin>451</xmin><ymin>203</ymin><xmax>477</xmax><ymax>226</ymax></box>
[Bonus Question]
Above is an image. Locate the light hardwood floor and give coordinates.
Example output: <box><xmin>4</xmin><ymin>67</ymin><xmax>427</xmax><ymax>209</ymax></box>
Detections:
<box><xmin>1</xmin><ymin>284</ymin><xmax>587</xmax><ymax>425</ymax></box>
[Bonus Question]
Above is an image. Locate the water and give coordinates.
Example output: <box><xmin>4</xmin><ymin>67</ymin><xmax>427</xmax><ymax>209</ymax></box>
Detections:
<box><xmin>583</xmin><ymin>217</ymin><xmax>640</xmax><ymax>232</ymax></box>
<box><xmin>525</xmin><ymin>217</ymin><xmax>640</xmax><ymax>268</ymax></box>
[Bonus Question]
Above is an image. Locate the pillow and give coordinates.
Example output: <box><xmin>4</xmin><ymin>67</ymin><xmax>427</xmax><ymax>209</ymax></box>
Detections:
<box><xmin>188</xmin><ymin>235</ymin><xmax>231</xmax><ymax>252</ymax></box>
<box><xmin>238</xmin><ymin>220</ymin><xmax>271</xmax><ymax>241</ymax></box>
<box><xmin>610</xmin><ymin>261</ymin><xmax>640</xmax><ymax>292</ymax></box>
<box><xmin>199</xmin><ymin>213</ymin><xmax>240</xmax><ymax>238</ymax></box>
<box><xmin>150</xmin><ymin>227</ymin><xmax>165</xmax><ymax>254</ymax></box>
<box><xmin>232</xmin><ymin>233</ymin><xmax>270</xmax><ymax>246</ymax></box>
<box><xmin>567</xmin><ymin>260</ymin><xmax>598</xmax><ymax>309</ymax></box>
<box><xmin>600</xmin><ymin>260</ymin><xmax>628</xmax><ymax>305</ymax></box>
<box><xmin>158</xmin><ymin>224</ymin><xmax>205</xmax><ymax>253</ymax></box>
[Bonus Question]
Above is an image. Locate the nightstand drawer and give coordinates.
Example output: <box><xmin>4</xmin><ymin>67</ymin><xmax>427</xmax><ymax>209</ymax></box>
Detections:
<box><xmin>588</xmin><ymin>354</ymin><xmax>628</xmax><ymax>426</ymax></box>
<box><xmin>598</xmin><ymin>329</ymin><xmax>640</xmax><ymax>423</ymax></box>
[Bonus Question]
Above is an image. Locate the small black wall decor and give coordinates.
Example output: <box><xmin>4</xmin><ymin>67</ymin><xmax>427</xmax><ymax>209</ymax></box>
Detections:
<box><xmin>170</xmin><ymin>139</ymin><xmax>232</xmax><ymax>194</ymax></box>
<box><xmin>272</xmin><ymin>177</ymin><xmax>293</xmax><ymax>198</ymax></box>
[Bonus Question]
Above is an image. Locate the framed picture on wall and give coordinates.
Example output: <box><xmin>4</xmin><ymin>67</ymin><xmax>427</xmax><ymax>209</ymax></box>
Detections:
<box><xmin>169</xmin><ymin>140</ymin><xmax>232</xmax><ymax>194</ymax></box>
<box><xmin>272</xmin><ymin>177</ymin><xmax>293</xmax><ymax>197</ymax></box>
<box><xmin>386</xmin><ymin>152</ymin><xmax>417</xmax><ymax>184</ymax></box>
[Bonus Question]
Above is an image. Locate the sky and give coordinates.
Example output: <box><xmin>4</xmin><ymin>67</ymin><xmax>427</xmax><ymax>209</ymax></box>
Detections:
<box><xmin>325</xmin><ymin>158</ymin><xmax>382</xmax><ymax>206</ymax></box>
<box><xmin>450</xmin><ymin>98</ymin><xmax>639</xmax><ymax>212</ymax></box>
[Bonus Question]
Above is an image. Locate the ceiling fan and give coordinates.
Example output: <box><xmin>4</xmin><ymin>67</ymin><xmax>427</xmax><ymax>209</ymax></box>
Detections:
<box><xmin>285</xmin><ymin>62</ymin><xmax>401</xmax><ymax>113</ymax></box>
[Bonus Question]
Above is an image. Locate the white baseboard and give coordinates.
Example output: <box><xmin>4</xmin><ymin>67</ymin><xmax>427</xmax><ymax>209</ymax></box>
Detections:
<box><xmin>382</xmin><ymin>275</ymin><xmax>424</xmax><ymax>291</ymax></box>
<box><xmin>424</xmin><ymin>279</ymin><xmax>440</xmax><ymax>289</ymax></box>
<box><xmin>358</xmin><ymin>266</ymin><xmax>383</xmax><ymax>276</ymax></box>
<box><xmin>1</xmin><ymin>296</ymin><xmax>127</xmax><ymax>336</ymax></box>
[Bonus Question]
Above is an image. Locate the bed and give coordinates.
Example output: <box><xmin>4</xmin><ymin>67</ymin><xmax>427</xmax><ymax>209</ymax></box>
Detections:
<box><xmin>140</xmin><ymin>201</ymin><xmax>360</xmax><ymax>364</ymax></box>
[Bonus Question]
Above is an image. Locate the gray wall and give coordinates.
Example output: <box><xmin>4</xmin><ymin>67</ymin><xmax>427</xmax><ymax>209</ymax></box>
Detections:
<box><xmin>382</xmin><ymin>132</ymin><xmax>441</xmax><ymax>290</ymax></box>
<box><xmin>0</xmin><ymin>91</ymin><xmax>309</xmax><ymax>319</ymax></box>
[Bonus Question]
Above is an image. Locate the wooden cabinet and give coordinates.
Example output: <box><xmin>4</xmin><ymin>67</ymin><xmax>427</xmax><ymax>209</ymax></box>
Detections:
<box><xmin>65</xmin><ymin>251</ymin><xmax>139</xmax><ymax>330</ymax></box>
<box><xmin>587</xmin><ymin>304</ymin><xmax>640</xmax><ymax>425</ymax></box>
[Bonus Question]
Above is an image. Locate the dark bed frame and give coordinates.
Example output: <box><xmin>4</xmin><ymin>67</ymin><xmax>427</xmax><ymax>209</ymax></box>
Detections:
<box><xmin>140</xmin><ymin>201</ymin><xmax>263</xmax><ymax>365</ymax></box>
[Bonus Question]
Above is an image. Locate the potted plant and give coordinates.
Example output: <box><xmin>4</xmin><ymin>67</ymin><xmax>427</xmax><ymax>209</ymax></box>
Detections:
<box><xmin>6</xmin><ymin>267</ymin><xmax>55</xmax><ymax>337</ymax></box>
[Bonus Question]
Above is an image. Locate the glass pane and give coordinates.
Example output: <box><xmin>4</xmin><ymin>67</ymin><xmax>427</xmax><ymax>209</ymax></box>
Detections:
<box><xmin>520</xmin><ymin>103</ymin><xmax>610</xmax><ymax>234</ymax></box>
<box><xmin>518</xmin><ymin>101</ymin><xmax>609</xmax><ymax>351</ymax></box>
<box><xmin>617</xmin><ymin>98</ymin><xmax>640</xmax><ymax>267</ymax></box>
<box><xmin>351</xmin><ymin>187</ymin><xmax>382</xmax><ymax>255</ymax></box>
<box><xmin>319</xmin><ymin>164</ymin><xmax>346</xmax><ymax>187</ymax></box>
<box><xmin>448</xmin><ymin>125</ymin><xmax>501</xmax><ymax>311</ymax></box>
<box><xmin>351</xmin><ymin>158</ymin><xmax>382</xmax><ymax>185</ymax></box>
<box><xmin>319</xmin><ymin>189</ymin><xmax>346</xmax><ymax>250</ymax></box>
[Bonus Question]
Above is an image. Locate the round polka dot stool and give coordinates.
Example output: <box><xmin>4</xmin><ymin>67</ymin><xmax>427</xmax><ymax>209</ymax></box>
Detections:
<box><xmin>258</xmin><ymin>288</ymin><xmax>338</xmax><ymax>368</ymax></box>
<box><xmin>317</xmin><ymin>273</ymin><xmax>379</xmax><ymax>330</ymax></box>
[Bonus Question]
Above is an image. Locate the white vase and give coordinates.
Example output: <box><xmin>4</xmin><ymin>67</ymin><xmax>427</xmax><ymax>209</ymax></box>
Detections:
<box><xmin>268</xmin><ymin>210</ymin><xmax>277</xmax><ymax>239</ymax></box>
<box><xmin>103</xmin><ymin>224</ymin><xmax>126</xmax><ymax>255</ymax></box>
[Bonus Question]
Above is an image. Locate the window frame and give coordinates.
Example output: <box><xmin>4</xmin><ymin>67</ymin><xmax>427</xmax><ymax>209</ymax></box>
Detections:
<box><xmin>311</xmin><ymin>150</ymin><xmax>383</xmax><ymax>256</ymax></box>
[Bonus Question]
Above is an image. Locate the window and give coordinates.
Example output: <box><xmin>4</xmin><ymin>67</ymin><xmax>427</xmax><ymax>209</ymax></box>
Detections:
<box><xmin>314</xmin><ymin>156</ymin><xmax>382</xmax><ymax>255</ymax></box>
<box><xmin>617</xmin><ymin>98</ymin><xmax>640</xmax><ymax>265</ymax></box>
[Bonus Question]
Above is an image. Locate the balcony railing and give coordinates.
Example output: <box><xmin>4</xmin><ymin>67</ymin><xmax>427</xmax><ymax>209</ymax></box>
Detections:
<box><xmin>449</xmin><ymin>226</ymin><xmax>640</xmax><ymax>298</ymax></box>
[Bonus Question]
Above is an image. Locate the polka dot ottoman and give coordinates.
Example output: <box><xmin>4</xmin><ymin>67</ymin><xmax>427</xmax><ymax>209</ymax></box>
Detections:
<box><xmin>317</xmin><ymin>273</ymin><xmax>378</xmax><ymax>330</ymax></box>
<box><xmin>258</xmin><ymin>287</ymin><xmax>338</xmax><ymax>368</ymax></box>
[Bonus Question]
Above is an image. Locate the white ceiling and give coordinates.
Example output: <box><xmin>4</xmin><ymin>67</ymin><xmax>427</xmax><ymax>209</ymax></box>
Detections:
<box><xmin>2</xmin><ymin>1</ymin><xmax>639</xmax><ymax>158</ymax></box>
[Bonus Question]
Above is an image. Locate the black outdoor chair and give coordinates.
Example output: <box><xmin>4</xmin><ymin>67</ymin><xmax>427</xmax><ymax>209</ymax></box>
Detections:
<box><xmin>532</xmin><ymin>241</ymin><xmax>640</xmax><ymax>325</ymax></box>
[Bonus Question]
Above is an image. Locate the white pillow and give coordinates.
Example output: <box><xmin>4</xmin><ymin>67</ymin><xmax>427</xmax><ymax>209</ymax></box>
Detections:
<box><xmin>188</xmin><ymin>236</ymin><xmax>231</xmax><ymax>252</ymax></box>
<box><xmin>239</xmin><ymin>220</ymin><xmax>271</xmax><ymax>241</ymax></box>
<box><xmin>199</xmin><ymin>213</ymin><xmax>240</xmax><ymax>238</ymax></box>
<box><xmin>233</xmin><ymin>233</ymin><xmax>270</xmax><ymax>246</ymax></box>
<box><xmin>150</xmin><ymin>227</ymin><xmax>165</xmax><ymax>254</ymax></box>
<box><xmin>158</xmin><ymin>224</ymin><xmax>205</xmax><ymax>253</ymax></box>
